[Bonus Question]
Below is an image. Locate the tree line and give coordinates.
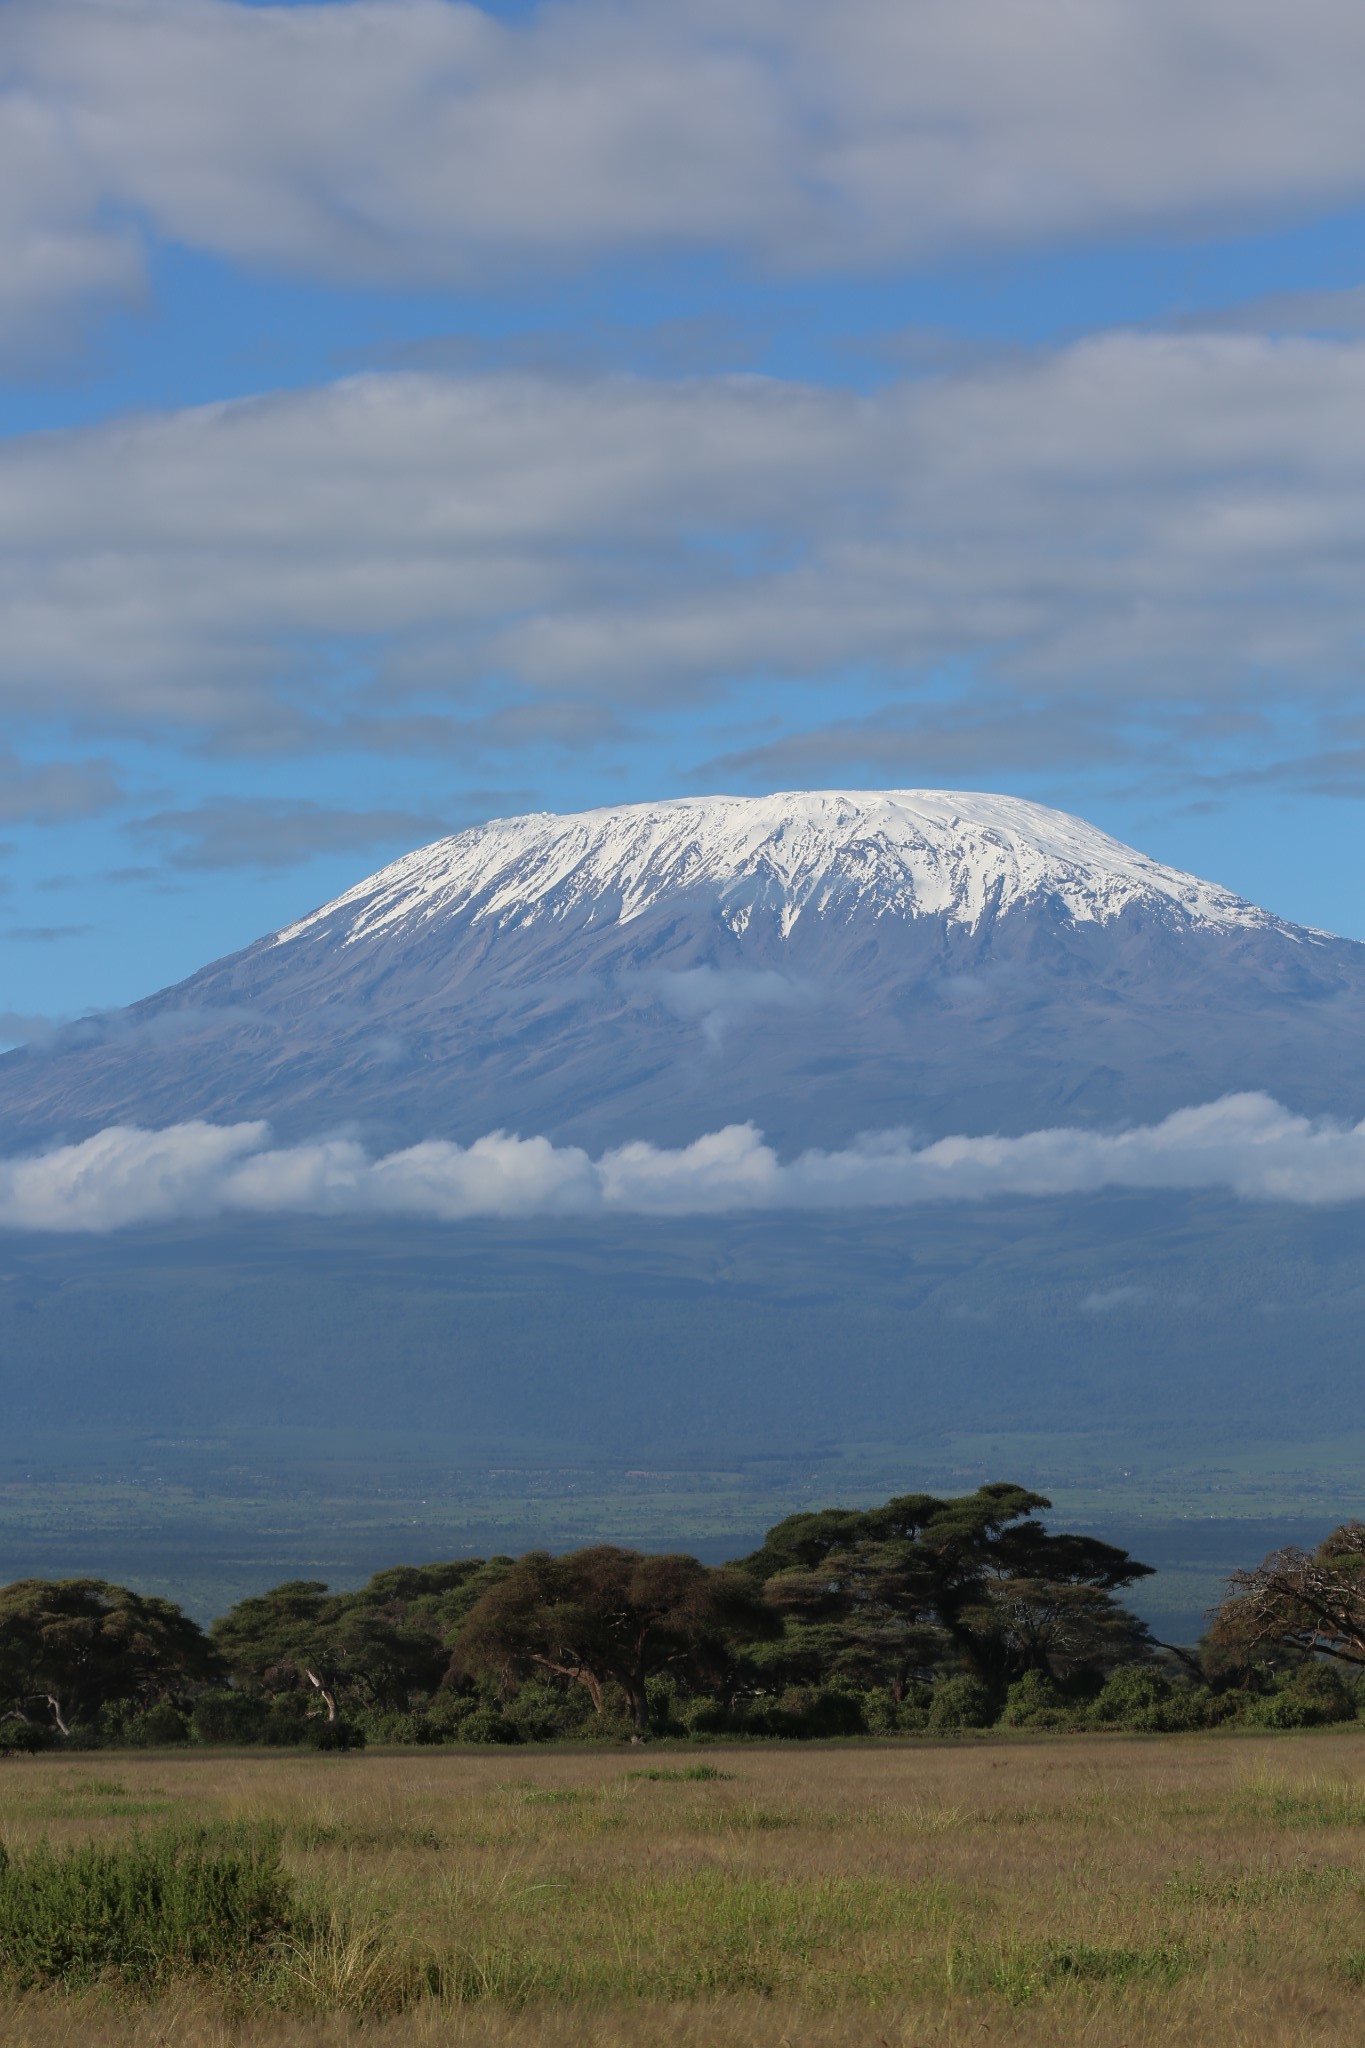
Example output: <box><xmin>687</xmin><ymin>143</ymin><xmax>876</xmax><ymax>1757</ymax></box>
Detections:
<box><xmin>1</xmin><ymin>1485</ymin><xmax>1362</xmax><ymax>1749</ymax></box>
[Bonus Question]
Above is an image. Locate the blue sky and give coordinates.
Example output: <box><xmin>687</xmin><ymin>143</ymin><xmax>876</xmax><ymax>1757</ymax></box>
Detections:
<box><xmin>5</xmin><ymin>0</ymin><xmax>1365</xmax><ymax>1032</ymax></box>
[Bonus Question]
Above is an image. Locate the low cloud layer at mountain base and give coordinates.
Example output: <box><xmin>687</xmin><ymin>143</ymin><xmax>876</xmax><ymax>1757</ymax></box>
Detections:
<box><xmin>7</xmin><ymin>1093</ymin><xmax>1365</xmax><ymax>1233</ymax></box>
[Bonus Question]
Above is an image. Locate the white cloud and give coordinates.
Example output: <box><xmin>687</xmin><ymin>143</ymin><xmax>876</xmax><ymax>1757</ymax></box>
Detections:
<box><xmin>7</xmin><ymin>0</ymin><xmax>1365</xmax><ymax>350</ymax></box>
<box><xmin>1078</xmin><ymin>1285</ymin><xmax>1148</xmax><ymax>1314</ymax></box>
<box><xmin>6</xmin><ymin>338</ymin><xmax>1365</xmax><ymax>750</ymax></box>
<box><xmin>0</xmin><ymin>83</ymin><xmax>142</xmax><ymax>360</ymax></box>
<box><xmin>629</xmin><ymin>966</ymin><xmax>809</xmax><ymax>1046</ymax></box>
<box><xmin>8</xmin><ymin>1093</ymin><xmax>1365</xmax><ymax>1233</ymax></box>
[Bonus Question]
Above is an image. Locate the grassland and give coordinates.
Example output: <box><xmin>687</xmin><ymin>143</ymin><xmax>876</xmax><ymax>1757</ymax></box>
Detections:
<box><xmin>2</xmin><ymin>1732</ymin><xmax>1364</xmax><ymax>2044</ymax></box>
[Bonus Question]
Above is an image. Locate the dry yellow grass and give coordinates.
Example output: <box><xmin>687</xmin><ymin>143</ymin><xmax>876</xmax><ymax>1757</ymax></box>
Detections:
<box><xmin>2</xmin><ymin>1731</ymin><xmax>1364</xmax><ymax>2044</ymax></box>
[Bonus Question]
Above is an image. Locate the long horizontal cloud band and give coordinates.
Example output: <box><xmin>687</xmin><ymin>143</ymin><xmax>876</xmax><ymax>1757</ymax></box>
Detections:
<box><xmin>6</xmin><ymin>341</ymin><xmax>1365</xmax><ymax>744</ymax></box>
<box><xmin>7</xmin><ymin>0</ymin><xmax>1365</xmax><ymax>351</ymax></box>
<box><xmin>5</xmin><ymin>1094</ymin><xmax>1365</xmax><ymax>1233</ymax></box>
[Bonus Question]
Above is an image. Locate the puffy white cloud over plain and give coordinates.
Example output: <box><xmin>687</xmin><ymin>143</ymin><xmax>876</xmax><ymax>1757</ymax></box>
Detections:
<box><xmin>7</xmin><ymin>1094</ymin><xmax>1365</xmax><ymax>1232</ymax></box>
<box><xmin>7</xmin><ymin>0</ymin><xmax>1365</xmax><ymax>349</ymax></box>
<box><xmin>7</xmin><ymin>338</ymin><xmax>1365</xmax><ymax>748</ymax></box>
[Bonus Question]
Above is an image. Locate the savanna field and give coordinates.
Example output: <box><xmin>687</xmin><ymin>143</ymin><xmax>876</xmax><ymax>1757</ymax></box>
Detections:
<box><xmin>2</xmin><ymin>1733</ymin><xmax>1364</xmax><ymax>2047</ymax></box>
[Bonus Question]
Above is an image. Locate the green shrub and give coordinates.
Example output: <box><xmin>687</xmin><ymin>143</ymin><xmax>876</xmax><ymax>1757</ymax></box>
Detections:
<box><xmin>675</xmin><ymin>1693</ymin><xmax>731</xmax><ymax>1736</ymax></box>
<box><xmin>366</xmin><ymin>1689</ymin><xmax>524</xmax><ymax>1746</ymax></box>
<box><xmin>0</xmin><ymin>1824</ymin><xmax>293</xmax><ymax>1990</ymax></box>
<box><xmin>1087</xmin><ymin>1664</ymin><xmax>1231</xmax><ymax>1732</ymax></box>
<box><xmin>893</xmin><ymin>1685</ymin><xmax>934</xmax><ymax>1733</ymax></box>
<box><xmin>1247</xmin><ymin>1665</ymin><xmax>1356</xmax><ymax>1729</ymax></box>
<box><xmin>791</xmin><ymin>1685</ymin><xmax>867</xmax><ymax>1738</ymax></box>
<box><xmin>926</xmin><ymin>1676</ymin><xmax>996</xmax><ymax>1733</ymax></box>
<box><xmin>455</xmin><ymin>1704</ymin><xmax>522</xmax><ymax>1745</ymax></box>
<box><xmin>1088</xmin><ymin>1664</ymin><xmax>1173</xmax><ymax>1730</ymax></box>
<box><xmin>0</xmin><ymin>1718</ymin><xmax>50</xmax><ymax>1754</ymax></box>
<box><xmin>192</xmin><ymin>1690</ymin><xmax>268</xmax><ymax>1745</ymax></box>
<box><xmin>859</xmin><ymin>1689</ymin><xmax>900</xmax><ymax>1735</ymax></box>
<box><xmin>360</xmin><ymin>1709</ymin><xmax>431</xmax><ymax>1745</ymax></box>
<box><xmin>1169</xmin><ymin>1684</ymin><xmax>1239</xmax><ymax>1730</ymax></box>
<box><xmin>1002</xmin><ymin>1671</ymin><xmax>1073</xmax><ymax>1729</ymax></box>
<box><xmin>643</xmin><ymin>1674</ymin><xmax>686</xmax><ymax>1738</ymax></box>
<box><xmin>302</xmin><ymin>1717</ymin><xmax>365</xmax><ymax>1751</ymax></box>
<box><xmin>510</xmin><ymin>1676</ymin><xmax>597</xmax><ymax>1742</ymax></box>
<box><xmin>565</xmin><ymin>1683</ymin><xmax>635</xmax><ymax>1744</ymax></box>
<box><xmin>120</xmin><ymin>1701</ymin><xmax>190</xmax><ymax>1747</ymax></box>
<box><xmin>741</xmin><ymin>1685</ymin><xmax>867</xmax><ymax>1739</ymax></box>
<box><xmin>411</xmin><ymin>1689</ymin><xmax>484</xmax><ymax>1743</ymax></box>
<box><xmin>261</xmin><ymin>1700</ymin><xmax>311</xmax><ymax>1747</ymax></box>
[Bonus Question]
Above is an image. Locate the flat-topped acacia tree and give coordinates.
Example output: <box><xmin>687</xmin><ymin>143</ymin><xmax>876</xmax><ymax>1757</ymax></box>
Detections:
<box><xmin>0</xmin><ymin>1578</ymin><xmax>217</xmax><ymax>1737</ymax></box>
<box><xmin>211</xmin><ymin>1561</ymin><xmax>510</xmax><ymax>1721</ymax></box>
<box><xmin>740</xmin><ymin>1484</ymin><xmax>1154</xmax><ymax>1695</ymax></box>
<box><xmin>453</xmin><ymin>1546</ymin><xmax>780</xmax><ymax>1740</ymax></box>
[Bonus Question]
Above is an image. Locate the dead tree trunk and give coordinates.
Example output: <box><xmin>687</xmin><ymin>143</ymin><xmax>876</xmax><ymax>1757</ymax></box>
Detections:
<box><xmin>304</xmin><ymin>1670</ymin><xmax>338</xmax><ymax>1722</ymax></box>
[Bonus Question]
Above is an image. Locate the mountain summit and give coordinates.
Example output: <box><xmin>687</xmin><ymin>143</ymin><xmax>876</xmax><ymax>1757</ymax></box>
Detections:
<box><xmin>277</xmin><ymin>789</ymin><xmax>1275</xmax><ymax>952</ymax></box>
<box><xmin>2</xmin><ymin>790</ymin><xmax>1362</xmax><ymax>1152</ymax></box>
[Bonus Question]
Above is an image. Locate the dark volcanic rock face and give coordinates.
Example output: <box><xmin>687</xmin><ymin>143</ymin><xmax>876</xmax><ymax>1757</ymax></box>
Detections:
<box><xmin>3</xmin><ymin>789</ymin><xmax>1364</xmax><ymax>1152</ymax></box>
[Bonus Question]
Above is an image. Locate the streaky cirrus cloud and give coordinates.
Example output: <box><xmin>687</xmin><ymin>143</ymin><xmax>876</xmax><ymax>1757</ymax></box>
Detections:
<box><xmin>6</xmin><ymin>338</ymin><xmax>1365</xmax><ymax>763</ymax></box>
<box><xmin>6</xmin><ymin>0</ymin><xmax>1365</xmax><ymax>354</ymax></box>
<box><xmin>6</xmin><ymin>1094</ymin><xmax>1365</xmax><ymax>1234</ymax></box>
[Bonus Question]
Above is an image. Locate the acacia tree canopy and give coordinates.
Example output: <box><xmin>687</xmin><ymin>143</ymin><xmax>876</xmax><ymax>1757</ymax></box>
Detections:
<box><xmin>741</xmin><ymin>1485</ymin><xmax>1153</xmax><ymax>1691</ymax></box>
<box><xmin>0</xmin><ymin>1490</ymin><xmax>1164</xmax><ymax>1745</ymax></box>
<box><xmin>454</xmin><ymin>1544</ymin><xmax>780</xmax><ymax>1737</ymax></box>
<box><xmin>211</xmin><ymin>1561</ymin><xmax>512</xmax><ymax>1720</ymax></box>
<box><xmin>966</xmin><ymin>1580</ymin><xmax>1152</xmax><ymax>1682</ymax></box>
<box><xmin>0</xmin><ymin>1578</ymin><xmax>218</xmax><ymax>1735</ymax></box>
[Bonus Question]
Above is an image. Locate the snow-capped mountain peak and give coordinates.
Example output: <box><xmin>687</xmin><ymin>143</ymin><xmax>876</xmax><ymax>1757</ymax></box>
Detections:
<box><xmin>276</xmin><ymin>789</ymin><xmax>1274</xmax><ymax>949</ymax></box>
<box><xmin>4</xmin><ymin>791</ymin><xmax>1359</xmax><ymax>1162</ymax></box>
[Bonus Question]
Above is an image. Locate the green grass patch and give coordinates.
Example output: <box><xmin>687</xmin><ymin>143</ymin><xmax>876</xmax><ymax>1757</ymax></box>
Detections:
<box><xmin>685</xmin><ymin>1800</ymin><xmax>801</xmax><ymax>1833</ymax></box>
<box><xmin>12</xmin><ymin>1773</ymin><xmax>176</xmax><ymax>1821</ymax></box>
<box><xmin>1165</xmin><ymin>1860</ymin><xmax>1363</xmax><ymax>1907</ymax></box>
<box><xmin>625</xmin><ymin>1764</ymin><xmax>733</xmax><ymax>1782</ymax></box>
<box><xmin>967</xmin><ymin>1939</ymin><xmax>1197</xmax><ymax>2004</ymax></box>
<box><xmin>1236</xmin><ymin>1774</ymin><xmax>1365</xmax><ymax>1829</ymax></box>
<box><xmin>0</xmin><ymin>1823</ymin><xmax>293</xmax><ymax>1991</ymax></box>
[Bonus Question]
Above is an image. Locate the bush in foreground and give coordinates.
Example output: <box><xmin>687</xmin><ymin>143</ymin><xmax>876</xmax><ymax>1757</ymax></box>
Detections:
<box><xmin>0</xmin><ymin>1824</ymin><xmax>293</xmax><ymax>1991</ymax></box>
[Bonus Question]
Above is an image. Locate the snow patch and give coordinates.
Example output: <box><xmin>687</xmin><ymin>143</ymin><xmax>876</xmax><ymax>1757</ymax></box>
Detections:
<box><xmin>275</xmin><ymin>789</ymin><xmax>1282</xmax><ymax>952</ymax></box>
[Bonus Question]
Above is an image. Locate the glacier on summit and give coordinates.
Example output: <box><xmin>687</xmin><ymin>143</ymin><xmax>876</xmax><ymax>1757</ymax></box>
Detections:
<box><xmin>276</xmin><ymin>789</ymin><xmax>1279</xmax><ymax>951</ymax></box>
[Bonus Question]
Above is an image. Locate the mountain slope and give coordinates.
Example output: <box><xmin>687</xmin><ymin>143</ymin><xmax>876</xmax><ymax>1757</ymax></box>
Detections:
<box><xmin>3</xmin><ymin>788</ymin><xmax>1363</xmax><ymax>1152</ymax></box>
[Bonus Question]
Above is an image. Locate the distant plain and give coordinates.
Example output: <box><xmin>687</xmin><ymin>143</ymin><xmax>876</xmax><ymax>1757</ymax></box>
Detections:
<box><xmin>2</xmin><ymin>1193</ymin><xmax>1361</xmax><ymax>1633</ymax></box>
